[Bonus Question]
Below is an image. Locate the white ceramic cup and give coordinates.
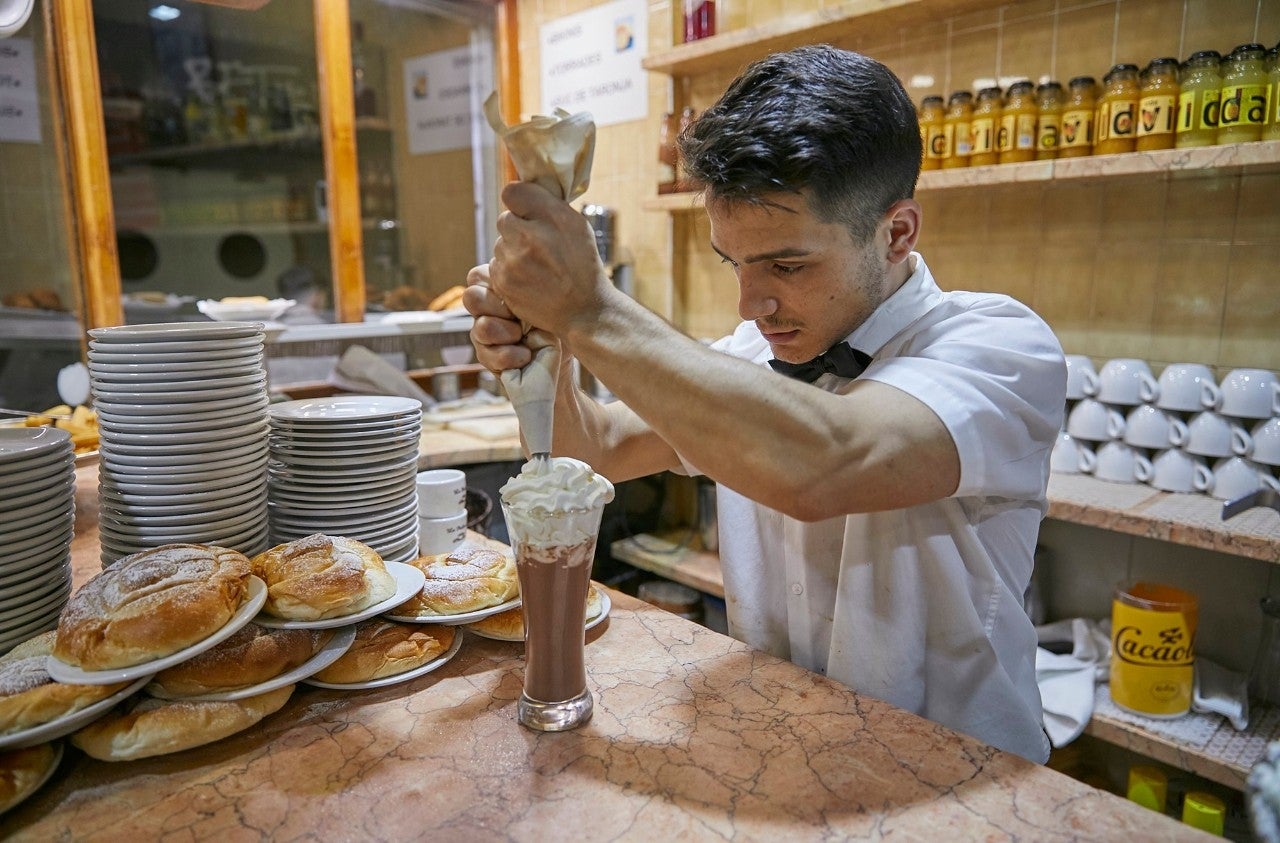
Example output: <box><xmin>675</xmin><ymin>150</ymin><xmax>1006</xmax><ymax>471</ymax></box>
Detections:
<box><xmin>1148</xmin><ymin>449</ymin><xmax>1213</xmax><ymax>493</ymax></box>
<box><xmin>1219</xmin><ymin>368</ymin><xmax>1280</xmax><ymax>420</ymax></box>
<box><xmin>1235</xmin><ymin>417</ymin><xmax>1280</xmax><ymax>467</ymax></box>
<box><xmin>1094</xmin><ymin>441</ymin><xmax>1153</xmax><ymax>484</ymax></box>
<box><xmin>417</xmin><ymin>510</ymin><xmax>468</xmax><ymax>556</ymax></box>
<box><xmin>1067</xmin><ymin>398</ymin><xmax>1126</xmax><ymax>442</ymax></box>
<box><xmin>1064</xmin><ymin>355</ymin><xmax>1100</xmax><ymax>401</ymax></box>
<box><xmin>1051</xmin><ymin>431</ymin><xmax>1097</xmax><ymax>475</ymax></box>
<box><xmin>1095</xmin><ymin>358</ymin><xmax>1159</xmax><ymax>407</ymax></box>
<box><xmin>416</xmin><ymin>469</ymin><xmax>467</xmax><ymax>518</ymax></box>
<box><xmin>1154</xmin><ymin>363</ymin><xmax>1221</xmax><ymax>413</ymax></box>
<box><xmin>1122</xmin><ymin>405</ymin><xmax>1188</xmax><ymax>450</ymax></box>
<box><xmin>1210</xmin><ymin>456</ymin><xmax>1280</xmax><ymax>501</ymax></box>
<box><xmin>1184</xmin><ymin>411</ymin><xmax>1250</xmax><ymax>459</ymax></box>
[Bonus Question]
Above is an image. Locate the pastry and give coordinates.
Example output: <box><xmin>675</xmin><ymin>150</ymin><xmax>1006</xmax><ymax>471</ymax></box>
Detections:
<box><xmin>427</xmin><ymin>285</ymin><xmax>465</xmax><ymax>311</ymax></box>
<box><xmin>146</xmin><ymin>625</ymin><xmax>333</xmax><ymax>697</ymax></box>
<box><xmin>70</xmin><ymin>685</ymin><xmax>293</xmax><ymax>762</ymax></box>
<box><xmin>466</xmin><ymin>585</ymin><xmax>603</xmax><ymax>639</ymax></box>
<box><xmin>250</xmin><ymin>534</ymin><xmax>396</xmax><ymax>621</ymax></box>
<box><xmin>0</xmin><ymin>743</ymin><xmax>59</xmax><ymax>814</ymax></box>
<box><xmin>382</xmin><ymin>285</ymin><xmax>433</xmax><ymax>311</ymax></box>
<box><xmin>0</xmin><ymin>632</ymin><xmax>129</xmax><ymax>735</ymax></box>
<box><xmin>54</xmin><ymin>544</ymin><xmax>252</xmax><ymax>671</ymax></box>
<box><xmin>398</xmin><ymin>543</ymin><xmax>517</xmax><ymax>617</ymax></box>
<box><xmin>310</xmin><ymin>620</ymin><xmax>454</xmax><ymax>684</ymax></box>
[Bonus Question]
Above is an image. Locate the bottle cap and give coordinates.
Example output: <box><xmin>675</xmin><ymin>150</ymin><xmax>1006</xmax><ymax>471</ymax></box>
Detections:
<box><xmin>1181</xmin><ymin>791</ymin><xmax>1225</xmax><ymax>835</ymax></box>
<box><xmin>1126</xmin><ymin>765</ymin><xmax>1168</xmax><ymax>812</ymax></box>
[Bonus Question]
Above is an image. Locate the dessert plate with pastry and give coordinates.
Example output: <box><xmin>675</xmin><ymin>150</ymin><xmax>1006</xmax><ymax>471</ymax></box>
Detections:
<box><xmin>465</xmin><ymin>585</ymin><xmax>611</xmax><ymax>642</ymax></box>
<box><xmin>0</xmin><ymin>742</ymin><xmax>63</xmax><ymax>815</ymax></box>
<box><xmin>302</xmin><ymin>620</ymin><xmax>463</xmax><ymax>690</ymax></box>
<box><xmin>144</xmin><ymin>623</ymin><xmax>357</xmax><ymax>703</ymax></box>
<box><xmin>45</xmin><ymin>544</ymin><xmax>267</xmax><ymax>685</ymax></box>
<box><xmin>0</xmin><ymin>631</ymin><xmax>150</xmax><ymax>751</ymax></box>
<box><xmin>250</xmin><ymin>535</ymin><xmax>426</xmax><ymax>630</ymax></box>
<box><xmin>385</xmin><ymin>542</ymin><xmax>522</xmax><ymax>626</ymax></box>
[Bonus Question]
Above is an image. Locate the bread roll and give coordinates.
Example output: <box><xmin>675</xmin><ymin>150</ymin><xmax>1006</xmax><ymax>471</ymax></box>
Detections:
<box><xmin>0</xmin><ymin>632</ymin><xmax>130</xmax><ymax>735</ymax></box>
<box><xmin>54</xmin><ymin>544</ymin><xmax>252</xmax><ymax>671</ymax></box>
<box><xmin>466</xmin><ymin>585</ymin><xmax>603</xmax><ymax>639</ymax></box>
<box><xmin>398</xmin><ymin>544</ymin><xmax>517</xmax><ymax>617</ymax></box>
<box><xmin>251</xmin><ymin>535</ymin><xmax>396</xmax><ymax>621</ymax></box>
<box><xmin>382</xmin><ymin>285</ymin><xmax>433</xmax><ymax>312</ymax></box>
<box><xmin>427</xmin><ymin>285</ymin><xmax>465</xmax><ymax>311</ymax></box>
<box><xmin>0</xmin><ymin>743</ymin><xmax>59</xmax><ymax>814</ymax></box>
<box><xmin>147</xmin><ymin>625</ymin><xmax>333</xmax><ymax>697</ymax></box>
<box><xmin>310</xmin><ymin>621</ymin><xmax>454</xmax><ymax>684</ymax></box>
<box><xmin>69</xmin><ymin>685</ymin><xmax>293</xmax><ymax>762</ymax></box>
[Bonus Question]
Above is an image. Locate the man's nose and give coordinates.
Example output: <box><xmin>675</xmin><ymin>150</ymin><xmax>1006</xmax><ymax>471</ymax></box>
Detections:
<box><xmin>737</xmin><ymin>271</ymin><xmax>778</xmax><ymax>321</ymax></box>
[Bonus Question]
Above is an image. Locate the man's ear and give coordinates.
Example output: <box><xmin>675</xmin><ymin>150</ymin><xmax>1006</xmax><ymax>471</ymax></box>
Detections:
<box><xmin>882</xmin><ymin>199</ymin><xmax>921</xmax><ymax>264</ymax></box>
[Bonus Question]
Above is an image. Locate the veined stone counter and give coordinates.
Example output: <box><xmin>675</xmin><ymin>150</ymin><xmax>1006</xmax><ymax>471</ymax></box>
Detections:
<box><xmin>5</xmin><ymin>465</ymin><xmax>1212</xmax><ymax>840</ymax></box>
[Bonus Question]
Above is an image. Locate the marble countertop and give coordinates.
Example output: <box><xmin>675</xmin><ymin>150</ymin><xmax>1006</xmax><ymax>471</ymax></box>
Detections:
<box><xmin>6</xmin><ymin>466</ymin><xmax>1213</xmax><ymax>840</ymax></box>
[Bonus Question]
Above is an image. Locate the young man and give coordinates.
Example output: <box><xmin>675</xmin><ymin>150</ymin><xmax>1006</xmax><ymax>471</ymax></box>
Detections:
<box><xmin>465</xmin><ymin>46</ymin><xmax>1065</xmax><ymax>762</ymax></box>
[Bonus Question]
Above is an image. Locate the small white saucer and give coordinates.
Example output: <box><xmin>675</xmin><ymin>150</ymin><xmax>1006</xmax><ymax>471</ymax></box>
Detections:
<box><xmin>301</xmin><ymin>627</ymin><xmax>464</xmax><ymax>690</ymax></box>
<box><xmin>385</xmin><ymin>594</ymin><xmax>522</xmax><ymax>626</ymax></box>
<box><xmin>45</xmin><ymin>576</ymin><xmax>267</xmax><ymax>685</ymax></box>
<box><xmin>253</xmin><ymin>561</ymin><xmax>426</xmax><ymax>630</ymax></box>
<box><xmin>464</xmin><ymin>591</ymin><xmax>611</xmax><ymax>642</ymax></box>
<box><xmin>0</xmin><ymin>677</ymin><xmax>149</xmax><ymax>750</ymax></box>
<box><xmin>144</xmin><ymin>624</ymin><xmax>358</xmax><ymax>702</ymax></box>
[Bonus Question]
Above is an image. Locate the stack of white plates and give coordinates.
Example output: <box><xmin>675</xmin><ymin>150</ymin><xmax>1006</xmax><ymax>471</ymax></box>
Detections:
<box><xmin>267</xmin><ymin>396</ymin><xmax>422</xmax><ymax>565</ymax></box>
<box><xmin>88</xmin><ymin>322</ymin><xmax>270</xmax><ymax>566</ymax></box>
<box><xmin>0</xmin><ymin>427</ymin><xmax>75</xmax><ymax>653</ymax></box>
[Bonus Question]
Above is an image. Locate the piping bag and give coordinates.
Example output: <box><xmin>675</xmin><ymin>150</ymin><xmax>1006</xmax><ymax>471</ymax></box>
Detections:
<box><xmin>483</xmin><ymin>92</ymin><xmax>596</xmax><ymax>467</ymax></box>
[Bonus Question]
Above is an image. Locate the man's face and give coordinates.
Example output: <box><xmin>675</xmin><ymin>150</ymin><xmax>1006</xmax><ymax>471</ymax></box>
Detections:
<box><xmin>708</xmin><ymin>191</ymin><xmax>891</xmax><ymax>364</ymax></box>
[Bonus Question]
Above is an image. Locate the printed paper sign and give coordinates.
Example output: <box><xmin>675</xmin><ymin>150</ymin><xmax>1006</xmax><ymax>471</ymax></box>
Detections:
<box><xmin>404</xmin><ymin>42</ymin><xmax>493</xmax><ymax>156</ymax></box>
<box><xmin>0</xmin><ymin>38</ymin><xmax>41</xmax><ymax>144</ymax></box>
<box><xmin>540</xmin><ymin>0</ymin><xmax>646</xmax><ymax>126</ymax></box>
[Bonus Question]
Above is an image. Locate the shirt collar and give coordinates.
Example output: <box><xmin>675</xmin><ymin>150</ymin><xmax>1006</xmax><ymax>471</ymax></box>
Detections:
<box><xmin>845</xmin><ymin>252</ymin><xmax>942</xmax><ymax>357</ymax></box>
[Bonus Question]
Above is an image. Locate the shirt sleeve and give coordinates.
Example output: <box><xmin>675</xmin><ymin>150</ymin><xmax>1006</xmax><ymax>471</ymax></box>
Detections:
<box><xmin>860</xmin><ymin>294</ymin><xmax>1066</xmax><ymax>502</ymax></box>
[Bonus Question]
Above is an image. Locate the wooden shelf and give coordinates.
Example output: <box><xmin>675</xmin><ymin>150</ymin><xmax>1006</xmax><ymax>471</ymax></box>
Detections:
<box><xmin>642</xmin><ymin>140</ymin><xmax>1280</xmax><ymax>212</ymax></box>
<box><xmin>610</xmin><ymin>531</ymin><xmax>725</xmax><ymax>598</ymax></box>
<box><xmin>642</xmin><ymin>0</ymin><xmax>1010</xmax><ymax>77</ymax></box>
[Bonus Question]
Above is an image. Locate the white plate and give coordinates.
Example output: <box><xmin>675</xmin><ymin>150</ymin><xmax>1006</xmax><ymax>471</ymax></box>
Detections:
<box><xmin>100</xmin><ymin>507</ymin><xmax>264</xmax><ymax>538</ymax></box>
<box><xmin>102</xmin><ymin>427</ymin><xmax>267</xmax><ymax>456</ymax></box>
<box><xmin>88</xmin><ymin>354</ymin><xmax>263</xmax><ymax>377</ymax></box>
<box><xmin>97</xmin><ymin>412</ymin><xmax>264</xmax><ymax>436</ymax></box>
<box><xmin>197</xmin><ymin>299</ymin><xmax>294</xmax><ymax>322</ymax></box>
<box><xmin>254</xmin><ymin>561</ymin><xmax>426</xmax><ymax>630</ymax></box>
<box><xmin>269</xmin><ymin>454</ymin><xmax>418</xmax><ymax>480</ymax></box>
<box><xmin>0</xmin><ymin>568</ymin><xmax>70</xmax><ymax>612</ymax></box>
<box><xmin>88</xmin><ymin>338</ymin><xmax>263</xmax><ymax>359</ymax></box>
<box><xmin>0</xmin><ymin>511</ymin><xmax>76</xmax><ymax>547</ymax></box>
<box><xmin>2</xmin><ymin>477</ymin><xmax>75</xmax><ymax>509</ymax></box>
<box><xmin>269</xmin><ymin>396</ymin><xmax>422</xmax><ymax>424</ymax></box>
<box><xmin>268</xmin><ymin>470</ymin><xmax>418</xmax><ymax>496</ymax></box>
<box><xmin>93</xmin><ymin>379</ymin><xmax>266</xmax><ymax>406</ymax></box>
<box><xmin>102</xmin><ymin>497</ymin><xmax>263</xmax><ymax>528</ymax></box>
<box><xmin>2</xmin><ymin>455</ymin><xmax>74</xmax><ymax>488</ymax></box>
<box><xmin>100</xmin><ymin>422</ymin><xmax>268</xmax><ymax>448</ymax></box>
<box><xmin>0</xmin><ymin>427</ymin><xmax>72</xmax><ymax>465</ymax></box>
<box><xmin>144</xmin><ymin>623</ymin><xmax>357</xmax><ymax>703</ymax></box>
<box><xmin>268</xmin><ymin>443</ymin><xmax>418</xmax><ymax>467</ymax></box>
<box><xmin>100</xmin><ymin>470</ymin><xmax>267</xmax><ymax>497</ymax></box>
<box><xmin>386</xmin><ymin>594</ymin><xmax>522</xmax><ymax>626</ymax></box>
<box><xmin>267</xmin><ymin>483</ymin><xmax>415</xmax><ymax>511</ymax></box>
<box><xmin>44</xmin><ymin>576</ymin><xmax>267</xmax><ymax>685</ymax></box>
<box><xmin>269</xmin><ymin>426</ymin><xmax>422</xmax><ymax>444</ymax></box>
<box><xmin>0</xmin><ymin>613</ymin><xmax>60</xmax><ymax>656</ymax></box>
<box><xmin>91</xmin><ymin>371</ymin><xmax>266</xmax><ymax>394</ymax></box>
<box><xmin>0</xmin><ymin>584</ymin><xmax>70</xmax><ymax>633</ymax></box>
<box><xmin>0</xmin><ymin>552</ymin><xmax>68</xmax><ymax>592</ymax></box>
<box><xmin>465</xmin><ymin>590</ymin><xmax>611</xmax><ymax>642</ymax></box>
<box><xmin>93</xmin><ymin>394</ymin><xmax>269</xmax><ymax>422</ymax></box>
<box><xmin>0</xmin><ymin>527</ymin><xmax>74</xmax><ymax>574</ymax></box>
<box><xmin>100</xmin><ymin>483</ymin><xmax>266</xmax><ymax>512</ymax></box>
<box><xmin>88</xmin><ymin>322</ymin><xmax>263</xmax><ymax>343</ymax></box>
<box><xmin>276</xmin><ymin>518</ymin><xmax>417</xmax><ymax>551</ymax></box>
<box><xmin>0</xmin><ymin>487</ymin><xmax>73</xmax><ymax>524</ymax></box>
<box><xmin>301</xmin><ymin>626</ymin><xmax>464</xmax><ymax>690</ymax></box>
<box><xmin>100</xmin><ymin>527</ymin><xmax>270</xmax><ymax>566</ymax></box>
<box><xmin>269</xmin><ymin>498</ymin><xmax>417</xmax><ymax>529</ymax></box>
<box><xmin>269</xmin><ymin>417</ymin><xmax>422</xmax><ymax>435</ymax></box>
<box><xmin>0</xmin><ymin>679</ymin><xmax>149</xmax><ymax>750</ymax></box>
<box><xmin>101</xmin><ymin>440</ymin><xmax>267</xmax><ymax>469</ymax></box>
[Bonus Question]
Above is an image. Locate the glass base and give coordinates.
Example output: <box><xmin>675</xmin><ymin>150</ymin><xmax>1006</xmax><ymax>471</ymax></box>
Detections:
<box><xmin>517</xmin><ymin>687</ymin><xmax>593</xmax><ymax>732</ymax></box>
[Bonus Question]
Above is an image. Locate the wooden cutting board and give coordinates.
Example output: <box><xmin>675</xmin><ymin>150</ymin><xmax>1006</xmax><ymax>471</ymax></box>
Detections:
<box><xmin>445</xmin><ymin>415</ymin><xmax>520</xmax><ymax>441</ymax></box>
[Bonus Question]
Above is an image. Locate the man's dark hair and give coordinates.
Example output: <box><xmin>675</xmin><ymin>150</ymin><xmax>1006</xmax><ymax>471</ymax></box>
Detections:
<box><xmin>678</xmin><ymin>45</ymin><xmax>921</xmax><ymax>242</ymax></box>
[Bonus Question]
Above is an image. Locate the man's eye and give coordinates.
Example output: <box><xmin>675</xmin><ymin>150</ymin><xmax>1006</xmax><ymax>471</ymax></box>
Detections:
<box><xmin>720</xmin><ymin>257</ymin><xmax>740</xmax><ymax>269</ymax></box>
<box><xmin>774</xmin><ymin>264</ymin><xmax>801</xmax><ymax>276</ymax></box>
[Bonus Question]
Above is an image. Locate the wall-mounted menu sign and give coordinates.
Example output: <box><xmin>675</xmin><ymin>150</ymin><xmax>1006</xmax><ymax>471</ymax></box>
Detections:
<box><xmin>540</xmin><ymin>0</ymin><xmax>646</xmax><ymax>127</ymax></box>
<box><xmin>403</xmin><ymin>42</ymin><xmax>493</xmax><ymax>156</ymax></box>
<box><xmin>0</xmin><ymin>38</ymin><xmax>40</xmax><ymax>144</ymax></box>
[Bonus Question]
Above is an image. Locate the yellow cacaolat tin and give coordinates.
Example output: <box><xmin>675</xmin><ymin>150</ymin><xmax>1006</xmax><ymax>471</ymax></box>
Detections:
<box><xmin>1110</xmin><ymin>581</ymin><xmax>1197</xmax><ymax>718</ymax></box>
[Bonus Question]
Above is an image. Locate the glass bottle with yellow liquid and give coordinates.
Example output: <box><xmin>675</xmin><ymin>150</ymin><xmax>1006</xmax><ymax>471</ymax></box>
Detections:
<box><xmin>1217</xmin><ymin>43</ymin><xmax>1268</xmax><ymax>144</ymax></box>
<box><xmin>1176</xmin><ymin>50</ymin><xmax>1222</xmax><ymax>147</ymax></box>
<box><xmin>918</xmin><ymin>95</ymin><xmax>946</xmax><ymax>171</ymax></box>
<box><xmin>998</xmin><ymin>80</ymin><xmax>1037</xmax><ymax>163</ymax></box>
<box><xmin>969</xmin><ymin>87</ymin><xmax>1002</xmax><ymax>166</ymax></box>
<box><xmin>1059</xmin><ymin>76</ymin><xmax>1098</xmax><ymax>157</ymax></box>
<box><xmin>1265</xmin><ymin>45</ymin><xmax>1280</xmax><ymax>141</ymax></box>
<box><xmin>1136</xmin><ymin>58</ymin><xmax>1180</xmax><ymax>151</ymax></box>
<box><xmin>1095</xmin><ymin>63</ymin><xmax>1140</xmax><ymax>155</ymax></box>
<box><xmin>1035</xmin><ymin>81</ymin><xmax>1064</xmax><ymax>160</ymax></box>
<box><xmin>942</xmin><ymin>90</ymin><xmax>973</xmax><ymax>169</ymax></box>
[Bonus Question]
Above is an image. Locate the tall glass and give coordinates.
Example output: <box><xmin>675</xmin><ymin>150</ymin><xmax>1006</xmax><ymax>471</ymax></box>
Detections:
<box><xmin>501</xmin><ymin>500</ymin><xmax>605</xmax><ymax>731</ymax></box>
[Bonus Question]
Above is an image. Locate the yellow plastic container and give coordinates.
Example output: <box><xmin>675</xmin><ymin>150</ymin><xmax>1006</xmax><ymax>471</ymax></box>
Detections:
<box><xmin>1181</xmin><ymin>791</ymin><xmax>1225</xmax><ymax>836</ymax></box>
<box><xmin>1110</xmin><ymin>581</ymin><xmax>1197</xmax><ymax>718</ymax></box>
<box><xmin>1126</xmin><ymin>765</ymin><xmax>1168</xmax><ymax>813</ymax></box>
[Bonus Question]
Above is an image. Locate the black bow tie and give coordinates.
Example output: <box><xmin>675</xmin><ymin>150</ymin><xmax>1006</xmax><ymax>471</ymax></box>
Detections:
<box><xmin>769</xmin><ymin>342</ymin><xmax>871</xmax><ymax>383</ymax></box>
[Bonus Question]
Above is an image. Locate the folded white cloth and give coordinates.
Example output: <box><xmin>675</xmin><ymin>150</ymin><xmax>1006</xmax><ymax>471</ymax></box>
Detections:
<box><xmin>328</xmin><ymin>345</ymin><xmax>433</xmax><ymax>408</ymax></box>
<box><xmin>1194</xmin><ymin>658</ymin><xmax>1250</xmax><ymax>730</ymax></box>
<box><xmin>1035</xmin><ymin>618</ymin><xmax>1111</xmax><ymax>747</ymax></box>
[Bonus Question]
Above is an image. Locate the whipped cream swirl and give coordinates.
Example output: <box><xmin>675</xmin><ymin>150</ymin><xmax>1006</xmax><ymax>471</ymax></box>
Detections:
<box><xmin>500</xmin><ymin>457</ymin><xmax>614</xmax><ymax>547</ymax></box>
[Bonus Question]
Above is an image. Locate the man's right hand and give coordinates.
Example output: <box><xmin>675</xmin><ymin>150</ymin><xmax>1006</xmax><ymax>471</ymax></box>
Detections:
<box><xmin>464</xmin><ymin>263</ymin><xmax>534</xmax><ymax>374</ymax></box>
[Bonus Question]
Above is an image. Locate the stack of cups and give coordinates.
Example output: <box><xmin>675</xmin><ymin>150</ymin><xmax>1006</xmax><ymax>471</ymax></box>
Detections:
<box><xmin>416</xmin><ymin>469</ymin><xmax>468</xmax><ymax>556</ymax></box>
<box><xmin>1056</xmin><ymin>356</ymin><xmax>1280</xmax><ymax>500</ymax></box>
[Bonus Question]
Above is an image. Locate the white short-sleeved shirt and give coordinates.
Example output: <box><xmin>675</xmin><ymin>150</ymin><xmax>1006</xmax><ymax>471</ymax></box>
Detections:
<box><xmin>677</xmin><ymin>253</ymin><xmax>1065</xmax><ymax>763</ymax></box>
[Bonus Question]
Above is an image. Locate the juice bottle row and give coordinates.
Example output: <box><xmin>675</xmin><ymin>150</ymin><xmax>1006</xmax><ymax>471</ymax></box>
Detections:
<box><xmin>918</xmin><ymin>41</ymin><xmax>1280</xmax><ymax>170</ymax></box>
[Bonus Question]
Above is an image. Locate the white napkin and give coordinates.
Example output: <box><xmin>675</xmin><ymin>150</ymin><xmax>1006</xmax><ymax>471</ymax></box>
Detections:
<box><xmin>1194</xmin><ymin>658</ymin><xmax>1250</xmax><ymax>730</ymax></box>
<box><xmin>482</xmin><ymin>93</ymin><xmax>596</xmax><ymax>457</ymax></box>
<box><xmin>327</xmin><ymin>345</ymin><xmax>434</xmax><ymax>408</ymax></box>
<box><xmin>1035</xmin><ymin>618</ymin><xmax>1111</xmax><ymax>747</ymax></box>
